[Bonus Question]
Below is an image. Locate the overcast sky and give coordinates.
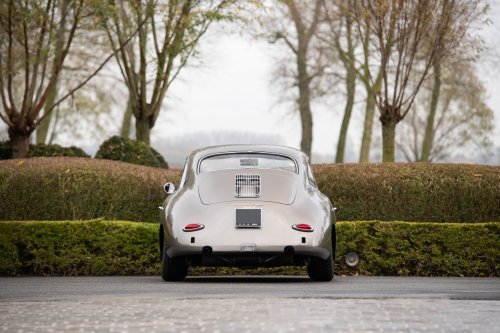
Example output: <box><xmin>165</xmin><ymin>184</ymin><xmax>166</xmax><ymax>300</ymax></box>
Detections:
<box><xmin>147</xmin><ymin>2</ymin><xmax>500</xmax><ymax>165</ymax></box>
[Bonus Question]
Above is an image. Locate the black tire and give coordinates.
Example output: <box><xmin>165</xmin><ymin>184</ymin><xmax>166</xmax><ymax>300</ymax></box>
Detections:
<box><xmin>159</xmin><ymin>226</ymin><xmax>164</xmax><ymax>261</ymax></box>
<box><xmin>332</xmin><ymin>224</ymin><xmax>337</xmax><ymax>271</ymax></box>
<box><xmin>307</xmin><ymin>255</ymin><xmax>334</xmax><ymax>281</ymax></box>
<box><xmin>161</xmin><ymin>243</ymin><xmax>188</xmax><ymax>281</ymax></box>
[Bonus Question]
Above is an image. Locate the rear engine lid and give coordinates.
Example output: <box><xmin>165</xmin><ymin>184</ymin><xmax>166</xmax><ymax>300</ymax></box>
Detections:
<box><xmin>198</xmin><ymin>169</ymin><xmax>297</xmax><ymax>205</ymax></box>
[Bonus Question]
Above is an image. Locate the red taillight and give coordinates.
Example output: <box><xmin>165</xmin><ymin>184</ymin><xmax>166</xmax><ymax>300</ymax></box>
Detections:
<box><xmin>292</xmin><ymin>224</ymin><xmax>314</xmax><ymax>232</ymax></box>
<box><xmin>183</xmin><ymin>223</ymin><xmax>205</xmax><ymax>232</ymax></box>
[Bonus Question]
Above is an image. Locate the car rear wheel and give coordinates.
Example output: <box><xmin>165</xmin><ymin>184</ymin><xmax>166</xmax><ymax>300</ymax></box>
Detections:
<box><xmin>307</xmin><ymin>255</ymin><xmax>334</xmax><ymax>281</ymax></box>
<box><xmin>161</xmin><ymin>244</ymin><xmax>188</xmax><ymax>281</ymax></box>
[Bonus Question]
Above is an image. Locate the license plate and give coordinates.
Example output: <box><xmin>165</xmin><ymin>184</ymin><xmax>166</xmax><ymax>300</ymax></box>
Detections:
<box><xmin>235</xmin><ymin>209</ymin><xmax>261</xmax><ymax>228</ymax></box>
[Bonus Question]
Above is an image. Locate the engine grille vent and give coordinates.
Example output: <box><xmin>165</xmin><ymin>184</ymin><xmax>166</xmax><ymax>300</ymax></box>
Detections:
<box><xmin>235</xmin><ymin>174</ymin><xmax>260</xmax><ymax>198</ymax></box>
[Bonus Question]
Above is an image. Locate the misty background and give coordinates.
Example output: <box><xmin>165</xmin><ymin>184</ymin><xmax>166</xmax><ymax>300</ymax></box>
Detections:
<box><xmin>1</xmin><ymin>1</ymin><xmax>499</xmax><ymax>168</ymax></box>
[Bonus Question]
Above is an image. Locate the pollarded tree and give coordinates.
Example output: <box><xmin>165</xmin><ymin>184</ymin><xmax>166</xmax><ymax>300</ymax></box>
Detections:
<box><xmin>321</xmin><ymin>0</ymin><xmax>382</xmax><ymax>163</ymax></box>
<box><xmin>397</xmin><ymin>60</ymin><xmax>494</xmax><ymax>162</ymax></box>
<box><xmin>103</xmin><ymin>0</ymin><xmax>237</xmax><ymax>145</ymax></box>
<box><xmin>35</xmin><ymin>9</ymin><xmax>114</xmax><ymax>145</ymax></box>
<box><xmin>34</xmin><ymin>0</ymin><xmax>69</xmax><ymax>145</ymax></box>
<box><xmin>357</xmin><ymin>22</ymin><xmax>382</xmax><ymax>163</ymax></box>
<box><xmin>350</xmin><ymin>0</ymin><xmax>488</xmax><ymax>162</ymax></box>
<box><xmin>0</xmin><ymin>0</ymin><xmax>126</xmax><ymax>158</ymax></box>
<box><xmin>267</xmin><ymin>0</ymin><xmax>325</xmax><ymax>158</ymax></box>
<box><xmin>418</xmin><ymin>31</ymin><xmax>486</xmax><ymax>162</ymax></box>
<box><xmin>0</xmin><ymin>0</ymin><xmax>86</xmax><ymax>157</ymax></box>
<box><xmin>322</xmin><ymin>0</ymin><xmax>357</xmax><ymax>163</ymax></box>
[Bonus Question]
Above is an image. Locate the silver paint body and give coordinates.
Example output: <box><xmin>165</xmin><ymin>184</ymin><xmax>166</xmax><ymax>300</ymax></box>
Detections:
<box><xmin>160</xmin><ymin>145</ymin><xmax>335</xmax><ymax>263</ymax></box>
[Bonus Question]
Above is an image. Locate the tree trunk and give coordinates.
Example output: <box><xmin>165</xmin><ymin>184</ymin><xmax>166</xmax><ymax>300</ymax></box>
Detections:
<box><xmin>359</xmin><ymin>87</ymin><xmax>376</xmax><ymax>162</ymax></box>
<box><xmin>381</xmin><ymin>114</ymin><xmax>397</xmax><ymax>162</ymax></box>
<box><xmin>298</xmin><ymin>87</ymin><xmax>313</xmax><ymax>158</ymax></box>
<box><xmin>135</xmin><ymin>116</ymin><xmax>151</xmax><ymax>145</ymax></box>
<box><xmin>335</xmin><ymin>65</ymin><xmax>356</xmax><ymax>163</ymax></box>
<box><xmin>35</xmin><ymin>0</ymin><xmax>67</xmax><ymax>144</ymax></box>
<box><xmin>335</xmin><ymin>17</ymin><xmax>356</xmax><ymax>164</ymax></box>
<box><xmin>36</xmin><ymin>85</ymin><xmax>57</xmax><ymax>144</ymax></box>
<box><xmin>121</xmin><ymin>97</ymin><xmax>133</xmax><ymax>139</ymax></box>
<box><xmin>359</xmin><ymin>72</ymin><xmax>381</xmax><ymax>163</ymax></box>
<box><xmin>420</xmin><ymin>62</ymin><xmax>441</xmax><ymax>162</ymax></box>
<box><xmin>10</xmin><ymin>134</ymin><xmax>30</xmax><ymax>159</ymax></box>
<box><xmin>297</xmin><ymin>51</ymin><xmax>313</xmax><ymax>158</ymax></box>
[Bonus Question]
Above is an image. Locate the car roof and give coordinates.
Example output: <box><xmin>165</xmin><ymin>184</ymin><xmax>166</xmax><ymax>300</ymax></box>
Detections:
<box><xmin>189</xmin><ymin>144</ymin><xmax>307</xmax><ymax>165</ymax></box>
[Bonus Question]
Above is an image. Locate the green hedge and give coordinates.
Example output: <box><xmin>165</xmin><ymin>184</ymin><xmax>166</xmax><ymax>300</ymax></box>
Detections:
<box><xmin>95</xmin><ymin>136</ymin><xmax>168</xmax><ymax>169</ymax></box>
<box><xmin>0</xmin><ymin>220</ymin><xmax>498</xmax><ymax>277</ymax></box>
<box><xmin>0</xmin><ymin>157</ymin><xmax>179</xmax><ymax>222</ymax></box>
<box><xmin>314</xmin><ymin>163</ymin><xmax>500</xmax><ymax>222</ymax></box>
<box><xmin>0</xmin><ymin>141</ymin><xmax>89</xmax><ymax>159</ymax></box>
<box><xmin>28</xmin><ymin>143</ymin><xmax>89</xmax><ymax>158</ymax></box>
<box><xmin>0</xmin><ymin>158</ymin><xmax>498</xmax><ymax>222</ymax></box>
<box><xmin>336</xmin><ymin>221</ymin><xmax>499</xmax><ymax>277</ymax></box>
<box><xmin>0</xmin><ymin>220</ymin><xmax>159</xmax><ymax>275</ymax></box>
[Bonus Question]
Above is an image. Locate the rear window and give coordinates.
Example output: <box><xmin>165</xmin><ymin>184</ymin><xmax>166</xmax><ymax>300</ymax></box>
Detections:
<box><xmin>199</xmin><ymin>153</ymin><xmax>297</xmax><ymax>173</ymax></box>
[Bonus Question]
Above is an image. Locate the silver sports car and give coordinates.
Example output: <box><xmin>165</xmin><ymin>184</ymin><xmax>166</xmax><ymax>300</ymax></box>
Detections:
<box><xmin>159</xmin><ymin>145</ymin><xmax>337</xmax><ymax>281</ymax></box>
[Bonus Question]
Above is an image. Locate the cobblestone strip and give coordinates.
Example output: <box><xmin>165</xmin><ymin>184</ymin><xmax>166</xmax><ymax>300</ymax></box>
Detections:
<box><xmin>1</xmin><ymin>298</ymin><xmax>499</xmax><ymax>333</ymax></box>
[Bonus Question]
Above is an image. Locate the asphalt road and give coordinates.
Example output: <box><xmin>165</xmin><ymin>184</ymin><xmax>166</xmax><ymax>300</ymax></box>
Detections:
<box><xmin>1</xmin><ymin>276</ymin><xmax>500</xmax><ymax>332</ymax></box>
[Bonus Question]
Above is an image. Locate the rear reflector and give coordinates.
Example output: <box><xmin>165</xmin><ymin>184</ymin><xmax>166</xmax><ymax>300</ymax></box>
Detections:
<box><xmin>292</xmin><ymin>224</ymin><xmax>314</xmax><ymax>232</ymax></box>
<box><xmin>183</xmin><ymin>223</ymin><xmax>205</xmax><ymax>232</ymax></box>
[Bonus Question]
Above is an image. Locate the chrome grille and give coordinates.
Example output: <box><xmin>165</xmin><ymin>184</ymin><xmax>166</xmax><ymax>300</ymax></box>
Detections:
<box><xmin>235</xmin><ymin>174</ymin><xmax>260</xmax><ymax>198</ymax></box>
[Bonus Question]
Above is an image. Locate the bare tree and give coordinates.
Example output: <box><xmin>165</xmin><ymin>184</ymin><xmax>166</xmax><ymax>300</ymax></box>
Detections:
<box><xmin>320</xmin><ymin>1</ymin><xmax>383</xmax><ymax>163</ymax></box>
<box><xmin>0</xmin><ymin>0</ymin><xmax>86</xmax><ymax>157</ymax></box>
<box><xmin>46</xmin><ymin>87</ymin><xmax>116</xmax><ymax>145</ymax></box>
<box><xmin>270</xmin><ymin>0</ymin><xmax>325</xmax><ymax>158</ymax></box>
<box><xmin>350</xmin><ymin>0</ymin><xmax>488</xmax><ymax>162</ymax></box>
<box><xmin>322</xmin><ymin>1</ymin><xmax>357</xmax><ymax>163</ymax></box>
<box><xmin>398</xmin><ymin>61</ymin><xmax>494</xmax><ymax>162</ymax></box>
<box><xmin>35</xmin><ymin>12</ymin><xmax>113</xmax><ymax>144</ymax></box>
<box><xmin>103</xmin><ymin>0</ymin><xmax>236</xmax><ymax>145</ymax></box>
<box><xmin>35</xmin><ymin>0</ymin><xmax>69</xmax><ymax>144</ymax></box>
<box><xmin>419</xmin><ymin>35</ymin><xmax>485</xmax><ymax>161</ymax></box>
<box><xmin>0</xmin><ymin>0</ymin><xmax>128</xmax><ymax>158</ymax></box>
<box><xmin>357</xmin><ymin>23</ymin><xmax>382</xmax><ymax>163</ymax></box>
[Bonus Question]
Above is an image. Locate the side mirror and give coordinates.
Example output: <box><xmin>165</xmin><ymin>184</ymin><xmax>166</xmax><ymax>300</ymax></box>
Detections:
<box><xmin>163</xmin><ymin>182</ymin><xmax>176</xmax><ymax>195</ymax></box>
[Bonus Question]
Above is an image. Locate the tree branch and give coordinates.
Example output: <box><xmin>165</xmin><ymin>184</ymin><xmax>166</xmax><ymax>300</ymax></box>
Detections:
<box><xmin>136</xmin><ymin>0</ymin><xmax>148</xmax><ymax>117</ymax></box>
<box><xmin>305</xmin><ymin>0</ymin><xmax>323</xmax><ymax>45</ymax></box>
<box><xmin>274</xmin><ymin>31</ymin><xmax>298</xmax><ymax>55</ymax></box>
<box><xmin>21</xmin><ymin>6</ymin><xmax>31</xmax><ymax>115</ymax></box>
<box><xmin>0</xmin><ymin>56</ymin><xmax>12</xmax><ymax>118</ymax></box>
<box><xmin>24</xmin><ymin>0</ymin><xmax>55</xmax><ymax>117</ymax></box>
<box><xmin>36</xmin><ymin>13</ymin><xmax>144</xmax><ymax>126</ymax></box>
<box><xmin>6</xmin><ymin>0</ymin><xmax>18</xmax><ymax>115</ymax></box>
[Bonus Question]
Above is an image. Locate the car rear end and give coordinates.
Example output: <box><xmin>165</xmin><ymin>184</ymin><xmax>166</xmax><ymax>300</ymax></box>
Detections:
<box><xmin>164</xmin><ymin>149</ymin><xmax>334</xmax><ymax>272</ymax></box>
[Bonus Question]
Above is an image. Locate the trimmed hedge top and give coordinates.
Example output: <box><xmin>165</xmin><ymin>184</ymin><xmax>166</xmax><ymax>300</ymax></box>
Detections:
<box><xmin>0</xmin><ymin>158</ymin><xmax>498</xmax><ymax>222</ymax></box>
<box><xmin>0</xmin><ymin>157</ymin><xmax>178</xmax><ymax>222</ymax></box>
<box><xmin>314</xmin><ymin>163</ymin><xmax>500</xmax><ymax>222</ymax></box>
<box><xmin>95</xmin><ymin>136</ymin><xmax>168</xmax><ymax>169</ymax></box>
<box><xmin>0</xmin><ymin>141</ymin><xmax>89</xmax><ymax>159</ymax></box>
